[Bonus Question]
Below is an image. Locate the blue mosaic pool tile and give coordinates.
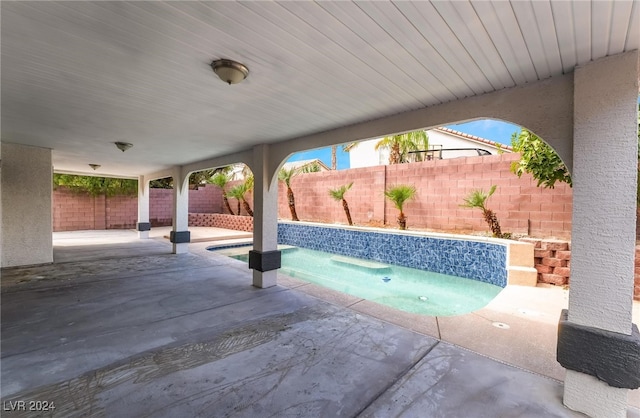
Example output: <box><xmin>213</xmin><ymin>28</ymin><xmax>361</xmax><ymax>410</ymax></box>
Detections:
<box><xmin>277</xmin><ymin>223</ymin><xmax>507</xmax><ymax>287</ymax></box>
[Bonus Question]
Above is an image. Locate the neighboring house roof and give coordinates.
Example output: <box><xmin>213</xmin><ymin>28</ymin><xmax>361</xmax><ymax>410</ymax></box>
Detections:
<box><xmin>434</xmin><ymin>127</ymin><xmax>513</xmax><ymax>152</ymax></box>
<box><xmin>281</xmin><ymin>159</ymin><xmax>331</xmax><ymax>172</ymax></box>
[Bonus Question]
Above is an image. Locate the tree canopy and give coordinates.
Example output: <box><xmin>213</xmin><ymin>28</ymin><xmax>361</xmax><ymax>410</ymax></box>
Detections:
<box><xmin>53</xmin><ymin>174</ymin><xmax>138</xmax><ymax>196</ymax></box>
<box><xmin>510</xmin><ymin>129</ymin><xmax>572</xmax><ymax>189</ymax></box>
<box><xmin>511</xmin><ymin>103</ymin><xmax>639</xmax><ymax>204</ymax></box>
<box><xmin>375</xmin><ymin>130</ymin><xmax>429</xmax><ymax>164</ymax></box>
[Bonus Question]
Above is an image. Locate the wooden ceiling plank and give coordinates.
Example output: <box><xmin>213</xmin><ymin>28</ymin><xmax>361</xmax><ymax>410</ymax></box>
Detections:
<box><xmin>549</xmin><ymin>1</ymin><xmax>577</xmax><ymax>74</ymax></box>
<box><xmin>530</xmin><ymin>1</ymin><xmax>563</xmax><ymax>77</ymax></box>
<box><xmin>395</xmin><ymin>1</ymin><xmax>492</xmax><ymax>95</ymax></box>
<box><xmin>570</xmin><ymin>1</ymin><xmax>592</xmax><ymax>66</ymax></box>
<box><xmin>276</xmin><ymin>1</ymin><xmax>437</xmax><ymax>107</ymax></box>
<box><xmin>510</xmin><ymin>1</ymin><xmax>550</xmax><ymax>80</ymax></box>
<box><xmin>472</xmin><ymin>1</ymin><xmax>530</xmax><ymax>85</ymax></box>
<box><xmin>591</xmin><ymin>1</ymin><xmax>612</xmax><ymax>60</ymax></box>
<box><xmin>433</xmin><ymin>1</ymin><xmax>513</xmax><ymax>90</ymax></box>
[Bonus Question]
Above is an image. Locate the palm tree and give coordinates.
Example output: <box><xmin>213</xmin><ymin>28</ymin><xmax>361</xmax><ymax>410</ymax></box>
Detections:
<box><xmin>227</xmin><ymin>185</ymin><xmax>243</xmax><ymax>215</ymax></box>
<box><xmin>461</xmin><ymin>185</ymin><xmax>503</xmax><ymax>237</ymax></box>
<box><xmin>331</xmin><ymin>145</ymin><xmax>337</xmax><ymax>170</ymax></box>
<box><xmin>242</xmin><ymin>175</ymin><xmax>254</xmax><ymax>216</ymax></box>
<box><xmin>227</xmin><ymin>181</ymin><xmax>253</xmax><ymax>217</ymax></box>
<box><xmin>329</xmin><ymin>182</ymin><xmax>354</xmax><ymax>225</ymax></box>
<box><xmin>278</xmin><ymin>167</ymin><xmax>300</xmax><ymax>221</ymax></box>
<box><xmin>384</xmin><ymin>184</ymin><xmax>417</xmax><ymax>230</ymax></box>
<box><xmin>375</xmin><ymin>130</ymin><xmax>429</xmax><ymax>164</ymax></box>
<box><xmin>410</xmin><ymin>131</ymin><xmax>430</xmax><ymax>162</ymax></box>
<box><xmin>209</xmin><ymin>171</ymin><xmax>234</xmax><ymax>215</ymax></box>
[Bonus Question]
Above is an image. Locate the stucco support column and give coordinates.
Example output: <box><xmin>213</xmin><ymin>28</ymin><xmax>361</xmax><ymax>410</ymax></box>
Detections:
<box><xmin>171</xmin><ymin>168</ymin><xmax>190</xmax><ymax>254</ymax></box>
<box><xmin>559</xmin><ymin>51</ymin><xmax>640</xmax><ymax>417</ymax></box>
<box><xmin>1</xmin><ymin>143</ymin><xmax>53</xmax><ymax>267</ymax></box>
<box><xmin>137</xmin><ymin>175</ymin><xmax>151</xmax><ymax>239</ymax></box>
<box><xmin>249</xmin><ymin>144</ymin><xmax>280</xmax><ymax>288</ymax></box>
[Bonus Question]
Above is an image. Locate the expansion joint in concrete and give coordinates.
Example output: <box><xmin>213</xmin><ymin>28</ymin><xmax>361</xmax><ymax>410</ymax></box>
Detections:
<box><xmin>352</xmin><ymin>340</ymin><xmax>441</xmax><ymax>417</ymax></box>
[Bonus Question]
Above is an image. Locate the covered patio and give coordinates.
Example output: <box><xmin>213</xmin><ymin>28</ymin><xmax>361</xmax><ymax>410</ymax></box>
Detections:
<box><xmin>4</xmin><ymin>230</ymin><xmax>628</xmax><ymax>417</ymax></box>
<box><xmin>2</xmin><ymin>1</ymin><xmax>639</xmax><ymax>416</ymax></box>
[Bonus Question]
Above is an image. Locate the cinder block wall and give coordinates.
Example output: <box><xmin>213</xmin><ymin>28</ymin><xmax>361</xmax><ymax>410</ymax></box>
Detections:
<box><xmin>277</xmin><ymin>154</ymin><xmax>573</xmax><ymax>238</ymax></box>
<box><xmin>149</xmin><ymin>189</ymin><xmax>173</xmax><ymax>227</ymax></box>
<box><xmin>106</xmin><ymin>194</ymin><xmax>138</xmax><ymax>229</ymax></box>
<box><xmin>53</xmin><ymin>187</ymin><xmax>98</xmax><ymax>230</ymax></box>
<box><xmin>53</xmin><ymin>184</ymin><xmax>222</xmax><ymax>230</ymax></box>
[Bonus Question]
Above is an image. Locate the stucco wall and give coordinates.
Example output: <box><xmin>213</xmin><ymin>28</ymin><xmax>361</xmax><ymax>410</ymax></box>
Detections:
<box><xmin>1</xmin><ymin>143</ymin><xmax>53</xmax><ymax>267</ymax></box>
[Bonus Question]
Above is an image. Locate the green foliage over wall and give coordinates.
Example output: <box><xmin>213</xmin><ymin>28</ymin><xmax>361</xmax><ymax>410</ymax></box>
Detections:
<box><xmin>510</xmin><ymin>129</ymin><xmax>572</xmax><ymax>189</ymax></box>
<box><xmin>53</xmin><ymin>174</ymin><xmax>138</xmax><ymax>196</ymax></box>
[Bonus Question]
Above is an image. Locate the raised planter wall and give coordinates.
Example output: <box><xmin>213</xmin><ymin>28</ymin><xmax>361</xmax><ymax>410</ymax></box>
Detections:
<box><xmin>521</xmin><ymin>238</ymin><xmax>640</xmax><ymax>301</ymax></box>
<box><xmin>188</xmin><ymin>213</ymin><xmax>253</xmax><ymax>232</ymax></box>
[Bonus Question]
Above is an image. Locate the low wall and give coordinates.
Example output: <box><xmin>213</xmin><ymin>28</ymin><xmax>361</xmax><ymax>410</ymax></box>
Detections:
<box><xmin>522</xmin><ymin>238</ymin><xmax>640</xmax><ymax>301</ymax></box>
<box><xmin>188</xmin><ymin>213</ymin><xmax>253</xmax><ymax>232</ymax></box>
<box><xmin>277</xmin><ymin>221</ymin><xmax>508</xmax><ymax>287</ymax></box>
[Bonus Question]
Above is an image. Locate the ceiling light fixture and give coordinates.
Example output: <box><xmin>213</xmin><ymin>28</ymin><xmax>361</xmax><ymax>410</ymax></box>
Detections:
<box><xmin>89</xmin><ymin>164</ymin><xmax>101</xmax><ymax>170</ymax></box>
<box><xmin>211</xmin><ymin>59</ymin><xmax>249</xmax><ymax>85</ymax></box>
<box><xmin>115</xmin><ymin>142</ymin><xmax>133</xmax><ymax>152</ymax></box>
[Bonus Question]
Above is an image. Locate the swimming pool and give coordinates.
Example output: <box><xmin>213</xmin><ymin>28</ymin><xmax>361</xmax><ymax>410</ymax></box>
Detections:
<box><xmin>216</xmin><ymin>246</ymin><xmax>503</xmax><ymax>316</ymax></box>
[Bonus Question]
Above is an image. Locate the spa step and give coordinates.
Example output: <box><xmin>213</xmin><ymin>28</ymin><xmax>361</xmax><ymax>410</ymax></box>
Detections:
<box><xmin>330</xmin><ymin>255</ymin><xmax>390</xmax><ymax>270</ymax></box>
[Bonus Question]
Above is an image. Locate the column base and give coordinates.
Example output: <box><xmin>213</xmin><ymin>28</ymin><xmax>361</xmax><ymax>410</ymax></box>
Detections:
<box><xmin>249</xmin><ymin>250</ymin><xmax>281</xmax><ymax>272</ymax></box>
<box><xmin>172</xmin><ymin>243</ymin><xmax>189</xmax><ymax>254</ymax></box>
<box><xmin>137</xmin><ymin>222</ymin><xmax>151</xmax><ymax>231</ymax></box>
<box><xmin>137</xmin><ymin>222</ymin><xmax>151</xmax><ymax>239</ymax></box>
<box><xmin>564</xmin><ymin>371</ymin><xmax>628</xmax><ymax>418</ymax></box>
<box><xmin>557</xmin><ymin>310</ymin><xmax>640</xmax><ymax>389</ymax></box>
<box><xmin>253</xmin><ymin>269</ymin><xmax>277</xmax><ymax>288</ymax></box>
<box><xmin>169</xmin><ymin>230</ymin><xmax>190</xmax><ymax>244</ymax></box>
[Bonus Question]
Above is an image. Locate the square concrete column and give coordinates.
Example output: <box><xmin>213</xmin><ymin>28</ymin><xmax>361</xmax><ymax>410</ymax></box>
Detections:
<box><xmin>250</xmin><ymin>144</ymin><xmax>279</xmax><ymax>288</ymax></box>
<box><xmin>171</xmin><ymin>168</ymin><xmax>190</xmax><ymax>254</ymax></box>
<box><xmin>559</xmin><ymin>51</ymin><xmax>640</xmax><ymax>417</ymax></box>
<box><xmin>137</xmin><ymin>175</ymin><xmax>151</xmax><ymax>239</ymax></box>
<box><xmin>1</xmin><ymin>143</ymin><xmax>53</xmax><ymax>267</ymax></box>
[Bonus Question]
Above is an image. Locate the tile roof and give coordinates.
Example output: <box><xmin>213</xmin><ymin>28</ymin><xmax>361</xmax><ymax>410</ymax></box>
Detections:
<box><xmin>434</xmin><ymin>127</ymin><xmax>514</xmax><ymax>151</ymax></box>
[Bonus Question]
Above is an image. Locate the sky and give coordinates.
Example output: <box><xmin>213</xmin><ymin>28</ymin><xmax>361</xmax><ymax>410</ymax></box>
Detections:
<box><xmin>444</xmin><ymin>120</ymin><xmax>521</xmax><ymax>146</ymax></box>
<box><xmin>286</xmin><ymin>119</ymin><xmax>522</xmax><ymax>170</ymax></box>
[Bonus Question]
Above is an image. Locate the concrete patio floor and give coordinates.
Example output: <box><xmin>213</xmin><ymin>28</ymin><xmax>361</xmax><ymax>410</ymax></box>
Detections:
<box><xmin>1</xmin><ymin>229</ymin><xmax>639</xmax><ymax>417</ymax></box>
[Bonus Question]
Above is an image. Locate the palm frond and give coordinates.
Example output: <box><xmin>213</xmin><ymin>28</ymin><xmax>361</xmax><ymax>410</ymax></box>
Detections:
<box><xmin>278</xmin><ymin>167</ymin><xmax>299</xmax><ymax>186</ymax></box>
<box><xmin>209</xmin><ymin>172</ymin><xmax>230</xmax><ymax>189</ymax></box>
<box><xmin>461</xmin><ymin>185</ymin><xmax>497</xmax><ymax>210</ymax></box>
<box><xmin>227</xmin><ymin>184</ymin><xmax>246</xmax><ymax>200</ymax></box>
<box><xmin>384</xmin><ymin>184</ymin><xmax>417</xmax><ymax>211</ymax></box>
<box><xmin>328</xmin><ymin>182</ymin><xmax>353</xmax><ymax>201</ymax></box>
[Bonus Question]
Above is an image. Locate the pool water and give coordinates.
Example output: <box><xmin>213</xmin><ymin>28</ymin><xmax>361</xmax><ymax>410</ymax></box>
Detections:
<box><xmin>222</xmin><ymin>246</ymin><xmax>503</xmax><ymax>317</ymax></box>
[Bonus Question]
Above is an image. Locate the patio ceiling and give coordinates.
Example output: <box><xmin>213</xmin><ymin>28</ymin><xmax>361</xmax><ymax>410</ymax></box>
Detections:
<box><xmin>1</xmin><ymin>1</ymin><xmax>638</xmax><ymax>178</ymax></box>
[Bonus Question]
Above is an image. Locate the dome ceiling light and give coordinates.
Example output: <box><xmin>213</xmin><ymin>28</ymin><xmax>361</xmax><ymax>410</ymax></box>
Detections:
<box><xmin>211</xmin><ymin>59</ymin><xmax>249</xmax><ymax>85</ymax></box>
<box><xmin>115</xmin><ymin>142</ymin><xmax>133</xmax><ymax>152</ymax></box>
